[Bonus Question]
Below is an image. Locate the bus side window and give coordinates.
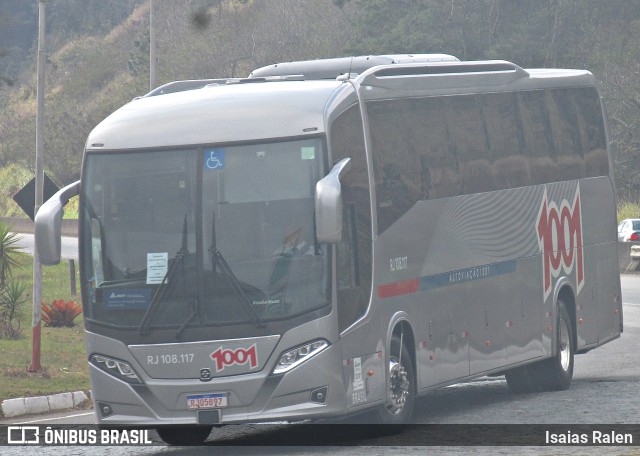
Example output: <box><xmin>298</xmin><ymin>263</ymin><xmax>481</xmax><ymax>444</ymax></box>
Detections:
<box><xmin>368</xmin><ymin>99</ymin><xmax>421</xmax><ymax>234</ymax></box>
<box><xmin>330</xmin><ymin>104</ymin><xmax>373</xmax><ymax>332</ymax></box>
<box><xmin>482</xmin><ymin>92</ymin><xmax>531</xmax><ymax>190</ymax></box>
<box><xmin>445</xmin><ymin>95</ymin><xmax>494</xmax><ymax>195</ymax></box>
<box><xmin>416</xmin><ymin>98</ymin><xmax>461</xmax><ymax>199</ymax></box>
<box><xmin>545</xmin><ymin>89</ymin><xmax>586</xmax><ymax>180</ymax></box>
<box><xmin>518</xmin><ymin>90</ymin><xmax>558</xmax><ymax>185</ymax></box>
<box><xmin>337</xmin><ymin>202</ymin><xmax>359</xmax><ymax>290</ymax></box>
<box><xmin>336</xmin><ymin>200</ymin><xmax>367</xmax><ymax>330</ymax></box>
<box><xmin>572</xmin><ymin>88</ymin><xmax>608</xmax><ymax>177</ymax></box>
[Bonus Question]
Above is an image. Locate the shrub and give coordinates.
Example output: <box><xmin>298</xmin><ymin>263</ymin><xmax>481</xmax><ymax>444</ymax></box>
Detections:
<box><xmin>0</xmin><ymin>319</ymin><xmax>22</xmax><ymax>339</ymax></box>
<box><xmin>0</xmin><ymin>280</ymin><xmax>27</xmax><ymax>321</ymax></box>
<box><xmin>41</xmin><ymin>300</ymin><xmax>83</xmax><ymax>328</ymax></box>
<box><xmin>0</xmin><ymin>280</ymin><xmax>27</xmax><ymax>339</ymax></box>
<box><xmin>0</xmin><ymin>223</ymin><xmax>27</xmax><ymax>287</ymax></box>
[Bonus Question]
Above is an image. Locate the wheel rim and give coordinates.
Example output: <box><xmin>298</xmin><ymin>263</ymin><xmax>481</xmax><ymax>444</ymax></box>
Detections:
<box><xmin>386</xmin><ymin>357</ymin><xmax>410</xmax><ymax>415</ymax></box>
<box><xmin>559</xmin><ymin>317</ymin><xmax>571</xmax><ymax>371</ymax></box>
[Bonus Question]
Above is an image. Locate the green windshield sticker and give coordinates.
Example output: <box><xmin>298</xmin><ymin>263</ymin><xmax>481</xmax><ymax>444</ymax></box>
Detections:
<box><xmin>301</xmin><ymin>147</ymin><xmax>315</xmax><ymax>160</ymax></box>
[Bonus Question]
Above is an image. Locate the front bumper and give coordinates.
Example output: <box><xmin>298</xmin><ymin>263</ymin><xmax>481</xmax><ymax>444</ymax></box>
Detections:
<box><xmin>90</xmin><ymin>342</ymin><xmax>348</xmax><ymax>426</ymax></box>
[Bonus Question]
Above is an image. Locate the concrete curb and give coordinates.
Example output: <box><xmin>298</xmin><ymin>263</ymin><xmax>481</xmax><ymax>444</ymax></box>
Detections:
<box><xmin>1</xmin><ymin>390</ymin><xmax>91</xmax><ymax>418</ymax></box>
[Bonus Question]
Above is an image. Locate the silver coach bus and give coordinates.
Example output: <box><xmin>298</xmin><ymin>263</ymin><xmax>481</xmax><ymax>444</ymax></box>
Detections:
<box><xmin>35</xmin><ymin>55</ymin><xmax>622</xmax><ymax>444</ymax></box>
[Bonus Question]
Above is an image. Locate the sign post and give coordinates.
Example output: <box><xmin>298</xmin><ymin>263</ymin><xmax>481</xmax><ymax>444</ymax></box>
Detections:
<box><xmin>28</xmin><ymin>0</ymin><xmax>47</xmax><ymax>373</ymax></box>
<box><xmin>150</xmin><ymin>0</ymin><xmax>156</xmax><ymax>90</ymax></box>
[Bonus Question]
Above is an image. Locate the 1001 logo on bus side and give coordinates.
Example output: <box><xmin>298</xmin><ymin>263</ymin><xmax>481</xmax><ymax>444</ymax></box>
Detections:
<box><xmin>210</xmin><ymin>344</ymin><xmax>258</xmax><ymax>372</ymax></box>
<box><xmin>536</xmin><ymin>185</ymin><xmax>584</xmax><ymax>301</ymax></box>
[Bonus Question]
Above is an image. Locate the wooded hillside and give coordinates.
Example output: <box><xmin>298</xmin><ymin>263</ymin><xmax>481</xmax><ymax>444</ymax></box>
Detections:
<box><xmin>1</xmin><ymin>0</ymin><xmax>639</xmax><ymax>215</ymax></box>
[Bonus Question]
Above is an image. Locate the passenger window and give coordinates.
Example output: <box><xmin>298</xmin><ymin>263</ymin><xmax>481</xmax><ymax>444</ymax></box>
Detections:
<box><xmin>482</xmin><ymin>92</ymin><xmax>530</xmax><ymax>189</ymax></box>
<box><xmin>337</xmin><ymin>202</ymin><xmax>359</xmax><ymax>290</ymax></box>
<box><xmin>546</xmin><ymin>90</ymin><xmax>585</xmax><ymax>180</ymax></box>
<box><xmin>368</xmin><ymin>99</ymin><xmax>421</xmax><ymax>233</ymax></box>
<box><xmin>330</xmin><ymin>105</ymin><xmax>373</xmax><ymax>332</ymax></box>
<box><xmin>571</xmin><ymin>88</ymin><xmax>608</xmax><ymax>177</ymax></box>
<box><xmin>518</xmin><ymin>91</ymin><xmax>558</xmax><ymax>185</ymax></box>
<box><xmin>445</xmin><ymin>95</ymin><xmax>493</xmax><ymax>194</ymax></box>
<box><xmin>413</xmin><ymin>97</ymin><xmax>460</xmax><ymax>200</ymax></box>
<box><xmin>354</xmin><ymin>86</ymin><xmax>606</xmax><ymax>240</ymax></box>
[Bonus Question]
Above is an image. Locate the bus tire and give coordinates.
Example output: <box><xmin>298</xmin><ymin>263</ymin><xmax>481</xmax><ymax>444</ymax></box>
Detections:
<box><xmin>156</xmin><ymin>425</ymin><xmax>212</xmax><ymax>445</ymax></box>
<box><xmin>376</xmin><ymin>334</ymin><xmax>415</xmax><ymax>425</ymax></box>
<box><xmin>538</xmin><ymin>299</ymin><xmax>574</xmax><ymax>390</ymax></box>
<box><xmin>505</xmin><ymin>364</ymin><xmax>538</xmax><ymax>393</ymax></box>
<box><xmin>505</xmin><ymin>299</ymin><xmax>574</xmax><ymax>393</ymax></box>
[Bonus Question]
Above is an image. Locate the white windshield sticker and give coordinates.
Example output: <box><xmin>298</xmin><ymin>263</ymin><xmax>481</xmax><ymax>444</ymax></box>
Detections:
<box><xmin>147</xmin><ymin>252</ymin><xmax>168</xmax><ymax>284</ymax></box>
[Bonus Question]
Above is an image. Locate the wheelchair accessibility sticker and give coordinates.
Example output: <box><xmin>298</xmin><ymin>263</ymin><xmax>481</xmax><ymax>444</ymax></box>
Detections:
<box><xmin>204</xmin><ymin>149</ymin><xmax>225</xmax><ymax>170</ymax></box>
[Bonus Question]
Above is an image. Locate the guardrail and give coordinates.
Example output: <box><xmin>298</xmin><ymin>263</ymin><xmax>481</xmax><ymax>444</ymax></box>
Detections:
<box><xmin>0</xmin><ymin>216</ymin><xmax>78</xmax><ymax>237</ymax></box>
<box><xmin>619</xmin><ymin>242</ymin><xmax>640</xmax><ymax>274</ymax></box>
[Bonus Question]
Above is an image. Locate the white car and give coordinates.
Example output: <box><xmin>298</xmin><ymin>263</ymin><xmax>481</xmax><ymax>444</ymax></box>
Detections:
<box><xmin>617</xmin><ymin>218</ymin><xmax>640</xmax><ymax>241</ymax></box>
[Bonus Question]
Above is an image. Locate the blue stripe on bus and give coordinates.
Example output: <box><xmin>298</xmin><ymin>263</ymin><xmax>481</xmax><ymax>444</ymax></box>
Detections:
<box><xmin>377</xmin><ymin>260</ymin><xmax>517</xmax><ymax>299</ymax></box>
<box><xmin>420</xmin><ymin>260</ymin><xmax>517</xmax><ymax>290</ymax></box>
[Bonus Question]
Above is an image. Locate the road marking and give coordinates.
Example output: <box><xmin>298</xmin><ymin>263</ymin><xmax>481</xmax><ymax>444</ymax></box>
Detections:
<box><xmin>17</xmin><ymin>411</ymin><xmax>94</xmax><ymax>424</ymax></box>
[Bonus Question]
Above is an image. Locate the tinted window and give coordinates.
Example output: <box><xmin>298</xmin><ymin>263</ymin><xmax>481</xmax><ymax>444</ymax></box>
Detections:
<box><xmin>367</xmin><ymin>99</ymin><xmax>422</xmax><ymax>233</ymax></box>
<box><xmin>545</xmin><ymin>90</ymin><xmax>585</xmax><ymax>180</ymax></box>
<box><xmin>367</xmin><ymin>87</ymin><xmax>607</xmax><ymax>234</ymax></box>
<box><xmin>330</xmin><ymin>105</ymin><xmax>373</xmax><ymax>332</ymax></box>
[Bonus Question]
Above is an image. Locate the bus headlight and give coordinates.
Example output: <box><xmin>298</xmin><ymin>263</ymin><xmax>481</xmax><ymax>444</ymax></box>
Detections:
<box><xmin>90</xmin><ymin>354</ymin><xmax>143</xmax><ymax>384</ymax></box>
<box><xmin>272</xmin><ymin>339</ymin><xmax>329</xmax><ymax>374</ymax></box>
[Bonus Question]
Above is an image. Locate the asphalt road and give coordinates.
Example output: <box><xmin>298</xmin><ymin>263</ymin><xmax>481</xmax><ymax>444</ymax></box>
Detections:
<box><xmin>13</xmin><ymin>233</ymin><xmax>78</xmax><ymax>261</ymax></box>
<box><xmin>3</xmin><ymin>275</ymin><xmax>640</xmax><ymax>455</ymax></box>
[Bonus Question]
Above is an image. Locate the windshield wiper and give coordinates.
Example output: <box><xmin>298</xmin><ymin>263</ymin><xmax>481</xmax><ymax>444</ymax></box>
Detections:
<box><xmin>175</xmin><ymin>296</ymin><xmax>199</xmax><ymax>339</ymax></box>
<box><xmin>209</xmin><ymin>211</ymin><xmax>265</xmax><ymax>328</ymax></box>
<box><xmin>138</xmin><ymin>215</ymin><xmax>189</xmax><ymax>336</ymax></box>
<box><xmin>98</xmin><ymin>278</ymin><xmax>145</xmax><ymax>287</ymax></box>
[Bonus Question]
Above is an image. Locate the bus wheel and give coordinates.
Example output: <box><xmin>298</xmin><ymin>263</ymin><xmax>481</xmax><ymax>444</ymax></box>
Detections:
<box><xmin>156</xmin><ymin>425</ymin><xmax>212</xmax><ymax>445</ymax></box>
<box><xmin>505</xmin><ymin>299</ymin><xmax>574</xmax><ymax>393</ymax></box>
<box><xmin>505</xmin><ymin>364</ymin><xmax>537</xmax><ymax>393</ymax></box>
<box><xmin>376</xmin><ymin>334</ymin><xmax>415</xmax><ymax>424</ymax></box>
<box><xmin>538</xmin><ymin>299</ymin><xmax>574</xmax><ymax>390</ymax></box>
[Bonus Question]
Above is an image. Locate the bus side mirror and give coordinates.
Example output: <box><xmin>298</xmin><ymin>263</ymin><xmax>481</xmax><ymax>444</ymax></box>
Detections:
<box><xmin>35</xmin><ymin>180</ymin><xmax>81</xmax><ymax>265</ymax></box>
<box><xmin>315</xmin><ymin>158</ymin><xmax>351</xmax><ymax>244</ymax></box>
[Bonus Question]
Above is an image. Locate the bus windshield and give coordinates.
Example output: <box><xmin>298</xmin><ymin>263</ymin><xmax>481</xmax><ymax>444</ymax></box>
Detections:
<box><xmin>80</xmin><ymin>138</ymin><xmax>330</xmax><ymax>333</ymax></box>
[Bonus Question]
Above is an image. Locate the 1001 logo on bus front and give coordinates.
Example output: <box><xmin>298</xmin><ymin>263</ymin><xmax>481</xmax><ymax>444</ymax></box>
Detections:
<box><xmin>536</xmin><ymin>185</ymin><xmax>584</xmax><ymax>301</ymax></box>
<box><xmin>210</xmin><ymin>345</ymin><xmax>258</xmax><ymax>372</ymax></box>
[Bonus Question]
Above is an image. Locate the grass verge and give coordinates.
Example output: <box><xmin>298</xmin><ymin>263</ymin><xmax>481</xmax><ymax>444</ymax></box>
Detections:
<box><xmin>0</xmin><ymin>259</ymin><xmax>89</xmax><ymax>403</ymax></box>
